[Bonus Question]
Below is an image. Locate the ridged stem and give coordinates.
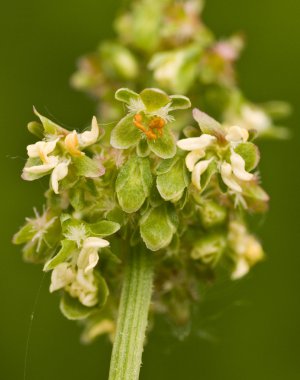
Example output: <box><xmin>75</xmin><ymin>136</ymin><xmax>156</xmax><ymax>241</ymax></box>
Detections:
<box><xmin>108</xmin><ymin>247</ymin><xmax>154</xmax><ymax>380</ymax></box>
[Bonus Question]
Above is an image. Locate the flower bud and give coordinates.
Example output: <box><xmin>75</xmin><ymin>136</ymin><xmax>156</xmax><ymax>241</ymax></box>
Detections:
<box><xmin>191</xmin><ymin>233</ymin><xmax>226</xmax><ymax>266</ymax></box>
<box><xmin>199</xmin><ymin>200</ymin><xmax>227</xmax><ymax>229</ymax></box>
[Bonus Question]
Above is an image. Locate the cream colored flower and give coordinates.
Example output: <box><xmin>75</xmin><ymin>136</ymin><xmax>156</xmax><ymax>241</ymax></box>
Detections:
<box><xmin>50</xmin><ymin>160</ymin><xmax>70</xmax><ymax>194</ymax></box>
<box><xmin>220</xmin><ymin>149</ymin><xmax>253</xmax><ymax>193</ymax></box>
<box><xmin>78</xmin><ymin>116</ymin><xmax>99</xmax><ymax>147</ymax></box>
<box><xmin>23</xmin><ymin>155</ymin><xmax>59</xmax><ymax>175</ymax></box>
<box><xmin>177</xmin><ymin>134</ymin><xmax>216</xmax><ymax>190</ymax></box>
<box><xmin>225</xmin><ymin>125</ymin><xmax>249</xmax><ymax>144</ymax></box>
<box><xmin>50</xmin><ymin>263</ymin><xmax>76</xmax><ymax>292</ymax></box>
<box><xmin>65</xmin><ymin>116</ymin><xmax>99</xmax><ymax>156</ymax></box>
<box><xmin>27</xmin><ymin>138</ymin><xmax>59</xmax><ymax>163</ymax></box>
<box><xmin>229</xmin><ymin>221</ymin><xmax>264</xmax><ymax>280</ymax></box>
<box><xmin>241</xmin><ymin>105</ymin><xmax>271</xmax><ymax>133</ymax></box>
<box><xmin>67</xmin><ymin>269</ymin><xmax>98</xmax><ymax>307</ymax></box>
<box><xmin>191</xmin><ymin>158</ymin><xmax>214</xmax><ymax>190</ymax></box>
<box><xmin>77</xmin><ymin>237</ymin><xmax>110</xmax><ymax>274</ymax></box>
<box><xmin>177</xmin><ymin>134</ymin><xmax>216</xmax><ymax>151</ymax></box>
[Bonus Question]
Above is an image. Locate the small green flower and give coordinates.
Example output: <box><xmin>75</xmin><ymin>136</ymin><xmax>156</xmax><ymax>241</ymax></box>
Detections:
<box><xmin>111</xmin><ymin>87</ymin><xmax>191</xmax><ymax>159</ymax></box>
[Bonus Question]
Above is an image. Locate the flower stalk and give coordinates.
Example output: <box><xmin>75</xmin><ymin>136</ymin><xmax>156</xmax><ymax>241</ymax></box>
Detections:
<box><xmin>108</xmin><ymin>247</ymin><xmax>154</xmax><ymax>380</ymax></box>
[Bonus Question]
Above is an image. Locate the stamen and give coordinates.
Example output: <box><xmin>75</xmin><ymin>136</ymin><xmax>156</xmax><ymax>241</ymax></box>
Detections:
<box><xmin>133</xmin><ymin>114</ymin><xmax>157</xmax><ymax>140</ymax></box>
<box><xmin>65</xmin><ymin>131</ymin><xmax>84</xmax><ymax>157</ymax></box>
<box><xmin>149</xmin><ymin>117</ymin><xmax>165</xmax><ymax>137</ymax></box>
<box><xmin>133</xmin><ymin>114</ymin><xmax>166</xmax><ymax>140</ymax></box>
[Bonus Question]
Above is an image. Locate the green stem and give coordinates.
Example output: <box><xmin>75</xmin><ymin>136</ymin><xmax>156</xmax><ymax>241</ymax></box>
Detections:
<box><xmin>108</xmin><ymin>247</ymin><xmax>154</xmax><ymax>380</ymax></box>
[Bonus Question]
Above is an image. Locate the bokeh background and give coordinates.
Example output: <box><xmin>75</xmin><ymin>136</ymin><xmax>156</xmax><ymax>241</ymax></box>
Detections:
<box><xmin>1</xmin><ymin>0</ymin><xmax>299</xmax><ymax>379</ymax></box>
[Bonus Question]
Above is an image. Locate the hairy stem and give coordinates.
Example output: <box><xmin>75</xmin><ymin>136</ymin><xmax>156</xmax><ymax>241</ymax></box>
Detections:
<box><xmin>108</xmin><ymin>247</ymin><xmax>154</xmax><ymax>380</ymax></box>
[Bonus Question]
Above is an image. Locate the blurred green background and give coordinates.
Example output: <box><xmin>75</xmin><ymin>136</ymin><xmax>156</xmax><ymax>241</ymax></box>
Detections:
<box><xmin>1</xmin><ymin>0</ymin><xmax>299</xmax><ymax>379</ymax></box>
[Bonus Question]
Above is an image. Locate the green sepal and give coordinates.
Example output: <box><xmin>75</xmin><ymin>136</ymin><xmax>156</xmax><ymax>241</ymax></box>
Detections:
<box><xmin>136</xmin><ymin>138</ymin><xmax>150</xmax><ymax>157</ymax></box>
<box><xmin>33</xmin><ymin>107</ymin><xmax>67</xmax><ymax>136</ymax></box>
<box><xmin>242</xmin><ymin>182</ymin><xmax>270</xmax><ymax>213</ymax></box>
<box><xmin>60</xmin><ymin>214</ymin><xmax>86</xmax><ymax>234</ymax></box>
<box><xmin>60</xmin><ymin>274</ymin><xmax>109</xmax><ymax>320</ymax></box>
<box><xmin>116</xmin><ymin>157</ymin><xmax>153</xmax><ymax>213</ymax></box>
<box><xmin>27</xmin><ymin>121</ymin><xmax>44</xmax><ymax>139</ymax></box>
<box><xmin>43</xmin><ymin>240</ymin><xmax>77</xmax><ymax>271</ymax></box>
<box><xmin>23</xmin><ymin>241</ymin><xmax>59</xmax><ymax>264</ymax></box>
<box><xmin>110</xmin><ymin>114</ymin><xmax>141</xmax><ymax>149</ymax></box>
<box><xmin>21</xmin><ymin>157</ymin><xmax>51</xmax><ymax>181</ymax></box>
<box><xmin>155</xmin><ymin>156</ymin><xmax>178</xmax><ymax>175</ymax></box>
<box><xmin>115</xmin><ymin>88</ymin><xmax>139</xmax><ymax>104</ymax></box>
<box><xmin>13</xmin><ymin>223</ymin><xmax>36</xmax><ymax>245</ymax></box>
<box><xmin>73</xmin><ymin>156</ymin><xmax>103</xmax><ymax>178</ymax></box>
<box><xmin>234</xmin><ymin>142</ymin><xmax>260</xmax><ymax>171</ymax></box>
<box><xmin>87</xmin><ymin>220</ymin><xmax>120</xmax><ymax>237</ymax></box>
<box><xmin>193</xmin><ymin>108</ymin><xmax>225</xmax><ymax>140</ymax></box>
<box><xmin>199</xmin><ymin>159</ymin><xmax>218</xmax><ymax>191</ymax></box>
<box><xmin>156</xmin><ymin>158</ymin><xmax>189</xmax><ymax>201</ymax></box>
<box><xmin>191</xmin><ymin>233</ymin><xmax>226</xmax><ymax>266</ymax></box>
<box><xmin>140</xmin><ymin>88</ymin><xmax>170</xmax><ymax>112</ymax></box>
<box><xmin>140</xmin><ymin>204</ymin><xmax>177</xmax><ymax>251</ymax></box>
<box><xmin>198</xmin><ymin>200</ymin><xmax>227</xmax><ymax>229</ymax></box>
<box><xmin>60</xmin><ymin>293</ymin><xmax>97</xmax><ymax>321</ymax></box>
<box><xmin>148</xmin><ymin>127</ymin><xmax>176</xmax><ymax>159</ymax></box>
<box><xmin>170</xmin><ymin>95</ymin><xmax>191</xmax><ymax>110</ymax></box>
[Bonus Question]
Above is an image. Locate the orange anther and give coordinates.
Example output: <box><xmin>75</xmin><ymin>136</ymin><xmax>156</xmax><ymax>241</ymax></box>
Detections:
<box><xmin>133</xmin><ymin>114</ymin><xmax>165</xmax><ymax>141</ymax></box>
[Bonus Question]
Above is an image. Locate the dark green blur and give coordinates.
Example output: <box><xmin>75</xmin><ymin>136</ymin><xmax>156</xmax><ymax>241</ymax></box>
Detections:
<box><xmin>0</xmin><ymin>0</ymin><xmax>299</xmax><ymax>379</ymax></box>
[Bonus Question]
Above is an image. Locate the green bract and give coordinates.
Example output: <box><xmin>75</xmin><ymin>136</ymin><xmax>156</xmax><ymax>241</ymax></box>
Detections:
<box><xmin>116</xmin><ymin>156</ymin><xmax>153</xmax><ymax>213</ymax></box>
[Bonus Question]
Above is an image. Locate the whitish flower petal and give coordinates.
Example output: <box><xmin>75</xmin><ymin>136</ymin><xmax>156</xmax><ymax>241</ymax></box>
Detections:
<box><xmin>76</xmin><ymin>270</ymin><xmax>98</xmax><ymax>294</ymax></box>
<box><xmin>220</xmin><ymin>162</ymin><xmax>242</xmax><ymax>193</ymax></box>
<box><xmin>78</xmin><ymin>116</ymin><xmax>99</xmax><ymax>147</ymax></box>
<box><xmin>77</xmin><ymin>247</ymin><xmax>99</xmax><ymax>273</ymax></box>
<box><xmin>27</xmin><ymin>139</ymin><xmax>59</xmax><ymax>161</ymax></box>
<box><xmin>24</xmin><ymin>156</ymin><xmax>58</xmax><ymax>174</ymax></box>
<box><xmin>242</xmin><ymin>105</ymin><xmax>271</xmax><ymax>132</ymax></box>
<box><xmin>83</xmin><ymin>237</ymin><xmax>110</xmax><ymax>249</ymax></box>
<box><xmin>50</xmin><ymin>263</ymin><xmax>75</xmax><ymax>292</ymax></box>
<box><xmin>27</xmin><ymin>141</ymin><xmax>44</xmax><ymax>157</ymax></box>
<box><xmin>230</xmin><ymin>150</ymin><xmax>253</xmax><ymax>181</ymax></box>
<box><xmin>225</xmin><ymin>125</ymin><xmax>249</xmax><ymax>143</ymax></box>
<box><xmin>177</xmin><ymin>134</ymin><xmax>216</xmax><ymax>151</ymax></box>
<box><xmin>67</xmin><ymin>270</ymin><xmax>98</xmax><ymax>307</ymax></box>
<box><xmin>65</xmin><ymin>131</ymin><xmax>83</xmax><ymax>157</ymax></box>
<box><xmin>192</xmin><ymin>158</ymin><xmax>213</xmax><ymax>190</ymax></box>
<box><xmin>185</xmin><ymin>149</ymin><xmax>205</xmax><ymax>171</ymax></box>
<box><xmin>231</xmin><ymin>258</ymin><xmax>249</xmax><ymax>280</ymax></box>
<box><xmin>51</xmin><ymin>161</ymin><xmax>69</xmax><ymax>194</ymax></box>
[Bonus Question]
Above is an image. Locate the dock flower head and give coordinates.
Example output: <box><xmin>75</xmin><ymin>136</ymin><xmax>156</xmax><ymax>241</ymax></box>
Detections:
<box><xmin>22</xmin><ymin>112</ymin><xmax>101</xmax><ymax>194</ymax></box>
<box><xmin>44</xmin><ymin>216</ymin><xmax>119</xmax><ymax>308</ymax></box>
<box><xmin>63</xmin><ymin>223</ymin><xmax>110</xmax><ymax>274</ymax></box>
<box><xmin>67</xmin><ymin>269</ymin><xmax>99</xmax><ymax>307</ymax></box>
<box><xmin>111</xmin><ymin>87</ymin><xmax>191</xmax><ymax>159</ymax></box>
<box><xmin>178</xmin><ymin>108</ymin><xmax>259</xmax><ymax>196</ymax></box>
<box><xmin>228</xmin><ymin>220</ymin><xmax>264</xmax><ymax>279</ymax></box>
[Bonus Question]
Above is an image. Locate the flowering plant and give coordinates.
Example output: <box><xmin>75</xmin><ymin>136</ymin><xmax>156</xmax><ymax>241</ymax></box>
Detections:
<box><xmin>14</xmin><ymin>1</ymin><xmax>289</xmax><ymax>379</ymax></box>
